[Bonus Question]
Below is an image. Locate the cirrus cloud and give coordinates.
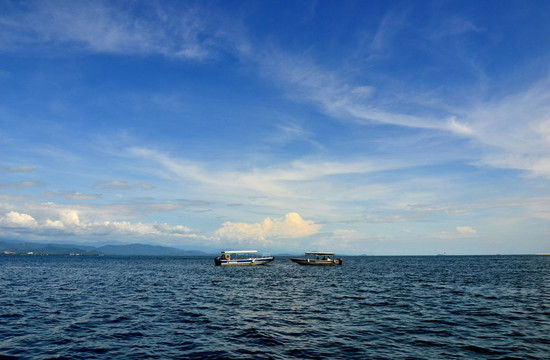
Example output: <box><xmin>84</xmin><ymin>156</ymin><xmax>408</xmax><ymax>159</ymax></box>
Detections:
<box><xmin>0</xmin><ymin>0</ymin><xmax>247</xmax><ymax>60</ymax></box>
<box><xmin>0</xmin><ymin>166</ymin><xmax>35</xmax><ymax>173</ymax></box>
<box><xmin>94</xmin><ymin>180</ymin><xmax>154</xmax><ymax>190</ymax></box>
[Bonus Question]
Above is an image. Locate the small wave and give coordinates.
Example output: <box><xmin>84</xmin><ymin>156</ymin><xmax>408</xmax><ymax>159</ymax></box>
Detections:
<box><xmin>73</xmin><ymin>346</ymin><xmax>109</xmax><ymax>354</ymax></box>
<box><xmin>1</xmin><ymin>255</ymin><xmax>548</xmax><ymax>359</ymax></box>
<box><xmin>232</xmin><ymin>327</ymin><xmax>284</xmax><ymax>347</ymax></box>
<box><xmin>0</xmin><ymin>313</ymin><xmax>23</xmax><ymax>318</ymax></box>
<box><xmin>461</xmin><ymin>344</ymin><xmax>502</xmax><ymax>355</ymax></box>
<box><xmin>112</xmin><ymin>331</ymin><xmax>146</xmax><ymax>340</ymax></box>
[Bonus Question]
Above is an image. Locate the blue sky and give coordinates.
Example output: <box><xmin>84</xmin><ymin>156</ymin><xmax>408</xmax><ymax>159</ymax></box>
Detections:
<box><xmin>1</xmin><ymin>0</ymin><xmax>549</xmax><ymax>254</ymax></box>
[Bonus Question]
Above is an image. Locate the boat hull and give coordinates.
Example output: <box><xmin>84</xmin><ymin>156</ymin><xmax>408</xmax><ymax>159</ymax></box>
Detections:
<box><xmin>215</xmin><ymin>257</ymin><xmax>274</xmax><ymax>266</ymax></box>
<box><xmin>290</xmin><ymin>258</ymin><xmax>342</xmax><ymax>266</ymax></box>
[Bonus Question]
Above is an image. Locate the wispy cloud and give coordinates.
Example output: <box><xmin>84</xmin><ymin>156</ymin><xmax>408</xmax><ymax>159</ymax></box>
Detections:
<box><xmin>258</xmin><ymin>40</ymin><xmax>550</xmax><ymax>180</ymax></box>
<box><xmin>42</xmin><ymin>191</ymin><xmax>101</xmax><ymax>201</ymax></box>
<box><xmin>0</xmin><ymin>0</ymin><xmax>247</xmax><ymax>60</ymax></box>
<box><xmin>369</xmin><ymin>10</ymin><xmax>408</xmax><ymax>56</ymax></box>
<box><xmin>0</xmin><ymin>181</ymin><xmax>45</xmax><ymax>189</ymax></box>
<box><xmin>431</xmin><ymin>16</ymin><xmax>484</xmax><ymax>39</ymax></box>
<box><xmin>94</xmin><ymin>180</ymin><xmax>154</xmax><ymax>190</ymax></box>
<box><xmin>258</xmin><ymin>49</ymin><xmax>451</xmax><ymax>132</ymax></box>
<box><xmin>130</xmin><ymin>146</ymin><xmax>417</xmax><ymax>205</ymax></box>
<box><xmin>446</xmin><ymin>76</ymin><xmax>550</xmax><ymax>177</ymax></box>
<box><xmin>0</xmin><ymin>166</ymin><xmax>35</xmax><ymax>173</ymax></box>
<box><xmin>273</xmin><ymin>121</ymin><xmax>322</xmax><ymax>148</ymax></box>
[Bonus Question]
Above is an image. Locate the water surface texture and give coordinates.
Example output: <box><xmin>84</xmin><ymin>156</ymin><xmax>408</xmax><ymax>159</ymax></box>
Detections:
<box><xmin>1</xmin><ymin>255</ymin><xmax>549</xmax><ymax>359</ymax></box>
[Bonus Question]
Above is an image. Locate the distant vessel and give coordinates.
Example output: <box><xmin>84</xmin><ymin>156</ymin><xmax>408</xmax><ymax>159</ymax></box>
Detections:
<box><xmin>214</xmin><ymin>250</ymin><xmax>274</xmax><ymax>266</ymax></box>
<box><xmin>291</xmin><ymin>251</ymin><xmax>343</xmax><ymax>266</ymax></box>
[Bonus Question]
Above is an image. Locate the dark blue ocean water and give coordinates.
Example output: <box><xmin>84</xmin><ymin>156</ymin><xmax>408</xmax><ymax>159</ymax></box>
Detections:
<box><xmin>1</xmin><ymin>255</ymin><xmax>549</xmax><ymax>359</ymax></box>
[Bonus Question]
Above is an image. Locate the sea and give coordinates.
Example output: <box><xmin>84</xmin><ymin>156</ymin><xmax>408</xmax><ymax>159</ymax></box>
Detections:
<box><xmin>0</xmin><ymin>255</ymin><xmax>549</xmax><ymax>359</ymax></box>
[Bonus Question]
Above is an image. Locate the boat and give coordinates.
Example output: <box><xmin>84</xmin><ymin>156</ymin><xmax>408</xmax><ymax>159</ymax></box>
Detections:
<box><xmin>214</xmin><ymin>250</ymin><xmax>274</xmax><ymax>266</ymax></box>
<box><xmin>290</xmin><ymin>251</ymin><xmax>343</xmax><ymax>266</ymax></box>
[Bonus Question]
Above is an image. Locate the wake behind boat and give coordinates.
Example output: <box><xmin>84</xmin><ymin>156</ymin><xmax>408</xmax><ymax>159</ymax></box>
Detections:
<box><xmin>291</xmin><ymin>251</ymin><xmax>343</xmax><ymax>266</ymax></box>
<box><xmin>214</xmin><ymin>250</ymin><xmax>274</xmax><ymax>266</ymax></box>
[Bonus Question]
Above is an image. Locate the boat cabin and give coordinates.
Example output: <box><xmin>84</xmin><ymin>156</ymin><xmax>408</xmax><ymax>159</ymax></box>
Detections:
<box><xmin>214</xmin><ymin>250</ymin><xmax>274</xmax><ymax>266</ymax></box>
<box><xmin>291</xmin><ymin>251</ymin><xmax>343</xmax><ymax>266</ymax></box>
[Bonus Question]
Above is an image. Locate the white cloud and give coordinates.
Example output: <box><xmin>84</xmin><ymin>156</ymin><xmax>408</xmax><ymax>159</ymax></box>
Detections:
<box><xmin>258</xmin><ymin>49</ymin><xmax>447</xmax><ymax>131</ymax></box>
<box><xmin>213</xmin><ymin>212</ymin><xmax>321</xmax><ymax>244</ymax></box>
<box><xmin>0</xmin><ymin>1</ymin><xmax>248</xmax><ymax>60</ymax></box>
<box><xmin>258</xmin><ymin>40</ymin><xmax>550</xmax><ymax>180</ymax></box>
<box><xmin>61</xmin><ymin>210</ymin><xmax>80</xmax><ymax>226</ymax></box>
<box><xmin>446</xmin><ymin>116</ymin><xmax>475</xmax><ymax>136</ymax></box>
<box><xmin>1</xmin><ymin>211</ymin><xmax>38</xmax><ymax>227</ymax></box>
<box><xmin>463</xmin><ymin>76</ymin><xmax>550</xmax><ymax>177</ymax></box>
<box><xmin>131</xmin><ymin>147</ymin><xmax>412</xmax><ymax>202</ymax></box>
<box><xmin>456</xmin><ymin>225</ymin><xmax>477</xmax><ymax>235</ymax></box>
<box><xmin>0</xmin><ymin>209</ymin><xmax>203</xmax><ymax>245</ymax></box>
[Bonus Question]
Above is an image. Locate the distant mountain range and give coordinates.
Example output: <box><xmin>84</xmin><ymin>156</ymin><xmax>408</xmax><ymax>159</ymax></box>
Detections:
<box><xmin>0</xmin><ymin>240</ymin><xmax>208</xmax><ymax>256</ymax></box>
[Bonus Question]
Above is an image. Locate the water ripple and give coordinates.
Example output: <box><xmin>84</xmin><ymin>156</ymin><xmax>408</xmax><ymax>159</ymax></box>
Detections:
<box><xmin>0</xmin><ymin>255</ymin><xmax>549</xmax><ymax>359</ymax></box>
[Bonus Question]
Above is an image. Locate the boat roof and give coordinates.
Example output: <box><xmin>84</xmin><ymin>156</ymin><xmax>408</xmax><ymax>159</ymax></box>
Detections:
<box><xmin>221</xmin><ymin>250</ymin><xmax>258</xmax><ymax>254</ymax></box>
<box><xmin>305</xmin><ymin>251</ymin><xmax>335</xmax><ymax>255</ymax></box>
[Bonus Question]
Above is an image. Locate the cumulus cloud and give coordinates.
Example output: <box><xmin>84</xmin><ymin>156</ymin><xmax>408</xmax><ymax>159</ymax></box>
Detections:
<box><xmin>456</xmin><ymin>225</ymin><xmax>477</xmax><ymax>235</ymax></box>
<box><xmin>1</xmin><ymin>211</ymin><xmax>38</xmax><ymax>227</ymax></box>
<box><xmin>213</xmin><ymin>212</ymin><xmax>321</xmax><ymax>244</ymax></box>
<box><xmin>0</xmin><ymin>210</ymin><xmax>202</xmax><ymax>244</ymax></box>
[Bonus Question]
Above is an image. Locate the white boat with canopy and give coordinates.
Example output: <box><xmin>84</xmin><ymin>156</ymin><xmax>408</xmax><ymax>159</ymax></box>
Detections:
<box><xmin>290</xmin><ymin>251</ymin><xmax>343</xmax><ymax>266</ymax></box>
<box><xmin>214</xmin><ymin>250</ymin><xmax>274</xmax><ymax>266</ymax></box>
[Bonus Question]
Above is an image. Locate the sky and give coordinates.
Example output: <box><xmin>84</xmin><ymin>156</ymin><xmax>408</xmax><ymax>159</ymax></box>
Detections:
<box><xmin>1</xmin><ymin>0</ymin><xmax>550</xmax><ymax>255</ymax></box>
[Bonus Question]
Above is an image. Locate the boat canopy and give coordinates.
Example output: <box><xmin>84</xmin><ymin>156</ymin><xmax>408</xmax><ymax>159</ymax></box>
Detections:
<box><xmin>221</xmin><ymin>250</ymin><xmax>258</xmax><ymax>254</ymax></box>
<box><xmin>305</xmin><ymin>251</ymin><xmax>335</xmax><ymax>255</ymax></box>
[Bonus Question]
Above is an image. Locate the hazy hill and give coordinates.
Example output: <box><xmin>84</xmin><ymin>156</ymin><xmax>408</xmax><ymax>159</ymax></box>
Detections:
<box><xmin>0</xmin><ymin>240</ymin><xmax>206</xmax><ymax>256</ymax></box>
<box><xmin>0</xmin><ymin>240</ymin><xmax>100</xmax><ymax>255</ymax></box>
<box><xmin>97</xmin><ymin>243</ymin><xmax>201</xmax><ymax>256</ymax></box>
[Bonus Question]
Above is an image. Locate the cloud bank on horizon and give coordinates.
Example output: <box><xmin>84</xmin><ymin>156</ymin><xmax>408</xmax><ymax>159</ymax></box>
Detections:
<box><xmin>1</xmin><ymin>0</ymin><xmax>549</xmax><ymax>254</ymax></box>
